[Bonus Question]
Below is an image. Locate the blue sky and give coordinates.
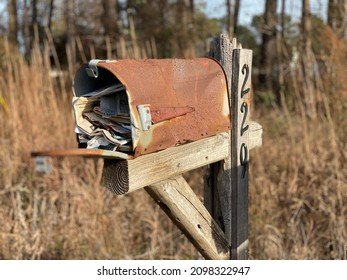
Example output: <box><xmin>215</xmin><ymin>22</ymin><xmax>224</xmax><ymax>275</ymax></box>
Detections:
<box><xmin>201</xmin><ymin>0</ymin><xmax>328</xmax><ymax>25</ymax></box>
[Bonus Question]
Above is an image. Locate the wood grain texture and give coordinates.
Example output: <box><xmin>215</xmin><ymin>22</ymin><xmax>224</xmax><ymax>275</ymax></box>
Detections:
<box><xmin>145</xmin><ymin>176</ymin><xmax>230</xmax><ymax>260</ymax></box>
<box><xmin>102</xmin><ymin>133</ymin><xmax>230</xmax><ymax>195</ymax></box>
<box><xmin>207</xmin><ymin>35</ymin><xmax>260</xmax><ymax>260</ymax></box>
<box><xmin>102</xmin><ymin>160</ymin><xmax>129</xmax><ymax>195</ymax></box>
<box><xmin>206</xmin><ymin>34</ymin><xmax>234</xmax><ymax>244</ymax></box>
<box><xmin>249</xmin><ymin>121</ymin><xmax>263</xmax><ymax>149</ymax></box>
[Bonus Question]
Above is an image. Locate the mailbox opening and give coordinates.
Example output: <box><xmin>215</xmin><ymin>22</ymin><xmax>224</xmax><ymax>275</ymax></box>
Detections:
<box><xmin>73</xmin><ymin>65</ymin><xmax>133</xmax><ymax>154</ymax></box>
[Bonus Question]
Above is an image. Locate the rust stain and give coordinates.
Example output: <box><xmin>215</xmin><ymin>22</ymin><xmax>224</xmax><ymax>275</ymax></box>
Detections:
<box><xmin>150</xmin><ymin>106</ymin><xmax>195</xmax><ymax>124</ymax></box>
<box><xmin>75</xmin><ymin>58</ymin><xmax>231</xmax><ymax>157</ymax></box>
<box><xmin>31</xmin><ymin>149</ymin><xmax>132</xmax><ymax>159</ymax></box>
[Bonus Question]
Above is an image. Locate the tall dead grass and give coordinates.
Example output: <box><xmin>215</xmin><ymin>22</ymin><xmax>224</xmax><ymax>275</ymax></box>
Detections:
<box><xmin>249</xmin><ymin>109</ymin><xmax>347</xmax><ymax>259</ymax></box>
<box><xmin>0</xmin><ymin>31</ymin><xmax>346</xmax><ymax>259</ymax></box>
<box><xmin>249</xmin><ymin>27</ymin><xmax>347</xmax><ymax>259</ymax></box>
<box><xmin>0</xmin><ymin>39</ymin><xmax>198</xmax><ymax>260</ymax></box>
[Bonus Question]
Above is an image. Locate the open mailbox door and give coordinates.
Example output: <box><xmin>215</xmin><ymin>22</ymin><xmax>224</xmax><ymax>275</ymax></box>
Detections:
<box><xmin>72</xmin><ymin>58</ymin><xmax>231</xmax><ymax>159</ymax></box>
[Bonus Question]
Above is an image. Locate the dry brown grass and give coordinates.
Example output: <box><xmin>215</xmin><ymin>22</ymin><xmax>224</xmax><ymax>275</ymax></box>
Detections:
<box><xmin>249</xmin><ymin>26</ymin><xmax>347</xmax><ymax>259</ymax></box>
<box><xmin>0</xmin><ymin>34</ymin><xmax>346</xmax><ymax>259</ymax></box>
<box><xmin>249</xmin><ymin>109</ymin><xmax>347</xmax><ymax>259</ymax></box>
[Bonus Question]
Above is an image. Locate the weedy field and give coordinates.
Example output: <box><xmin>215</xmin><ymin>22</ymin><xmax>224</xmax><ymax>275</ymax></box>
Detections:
<box><xmin>0</xmin><ymin>35</ymin><xmax>346</xmax><ymax>259</ymax></box>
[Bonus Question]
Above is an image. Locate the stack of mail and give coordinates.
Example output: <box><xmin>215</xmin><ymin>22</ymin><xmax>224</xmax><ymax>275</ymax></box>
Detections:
<box><xmin>72</xmin><ymin>83</ymin><xmax>132</xmax><ymax>152</ymax></box>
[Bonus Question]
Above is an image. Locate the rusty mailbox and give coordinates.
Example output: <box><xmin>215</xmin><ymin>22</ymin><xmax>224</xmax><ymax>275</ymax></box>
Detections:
<box><xmin>73</xmin><ymin>58</ymin><xmax>231</xmax><ymax>158</ymax></box>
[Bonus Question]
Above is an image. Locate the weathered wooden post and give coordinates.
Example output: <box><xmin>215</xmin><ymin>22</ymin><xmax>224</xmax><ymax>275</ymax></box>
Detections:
<box><xmin>230</xmin><ymin>47</ymin><xmax>252</xmax><ymax>259</ymax></box>
<box><xmin>206</xmin><ymin>34</ymin><xmax>261</xmax><ymax>259</ymax></box>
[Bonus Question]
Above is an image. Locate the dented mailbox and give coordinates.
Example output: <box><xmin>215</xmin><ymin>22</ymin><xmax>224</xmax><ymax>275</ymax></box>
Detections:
<box><xmin>73</xmin><ymin>58</ymin><xmax>231</xmax><ymax>158</ymax></box>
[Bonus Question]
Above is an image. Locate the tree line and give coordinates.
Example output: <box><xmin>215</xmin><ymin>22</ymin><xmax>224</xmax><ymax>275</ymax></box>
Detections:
<box><xmin>4</xmin><ymin>0</ymin><xmax>347</xmax><ymax>113</ymax></box>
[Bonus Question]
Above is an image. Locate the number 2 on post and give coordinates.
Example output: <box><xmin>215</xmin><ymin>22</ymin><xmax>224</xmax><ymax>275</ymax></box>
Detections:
<box><xmin>241</xmin><ymin>64</ymin><xmax>250</xmax><ymax>98</ymax></box>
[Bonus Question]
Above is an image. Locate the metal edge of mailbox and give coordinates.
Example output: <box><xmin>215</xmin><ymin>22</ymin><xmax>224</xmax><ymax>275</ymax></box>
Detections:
<box><xmin>74</xmin><ymin>58</ymin><xmax>231</xmax><ymax>157</ymax></box>
<box><xmin>31</xmin><ymin>149</ymin><xmax>132</xmax><ymax>160</ymax></box>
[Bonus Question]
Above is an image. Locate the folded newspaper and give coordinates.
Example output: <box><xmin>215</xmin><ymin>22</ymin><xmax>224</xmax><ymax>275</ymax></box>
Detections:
<box><xmin>72</xmin><ymin>84</ymin><xmax>132</xmax><ymax>153</ymax></box>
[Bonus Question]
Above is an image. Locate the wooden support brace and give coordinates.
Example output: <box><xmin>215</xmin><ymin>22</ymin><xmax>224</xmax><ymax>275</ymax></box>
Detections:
<box><xmin>145</xmin><ymin>176</ymin><xmax>230</xmax><ymax>260</ymax></box>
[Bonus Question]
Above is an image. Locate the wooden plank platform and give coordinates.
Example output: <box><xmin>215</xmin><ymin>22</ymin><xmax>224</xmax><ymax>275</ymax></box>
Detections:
<box><xmin>102</xmin><ymin>133</ymin><xmax>230</xmax><ymax>195</ymax></box>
